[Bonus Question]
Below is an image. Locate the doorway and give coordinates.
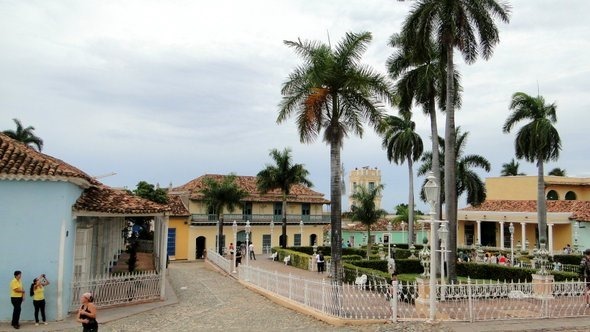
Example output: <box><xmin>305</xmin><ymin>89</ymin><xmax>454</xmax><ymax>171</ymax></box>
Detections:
<box><xmin>481</xmin><ymin>222</ymin><xmax>497</xmax><ymax>247</ymax></box>
<box><xmin>196</xmin><ymin>236</ymin><xmax>206</xmax><ymax>259</ymax></box>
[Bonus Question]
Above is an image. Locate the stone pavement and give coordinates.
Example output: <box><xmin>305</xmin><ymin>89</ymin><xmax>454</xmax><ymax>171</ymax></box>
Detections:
<box><xmin>3</xmin><ymin>255</ymin><xmax>590</xmax><ymax>332</ymax></box>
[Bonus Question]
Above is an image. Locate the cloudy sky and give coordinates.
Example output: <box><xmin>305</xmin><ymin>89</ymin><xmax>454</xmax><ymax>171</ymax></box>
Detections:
<box><xmin>1</xmin><ymin>1</ymin><xmax>589</xmax><ymax>212</ymax></box>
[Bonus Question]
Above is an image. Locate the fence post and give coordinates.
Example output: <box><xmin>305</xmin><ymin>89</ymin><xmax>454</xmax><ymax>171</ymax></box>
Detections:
<box><xmin>467</xmin><ymin>277</ymin><xmax>474</xmax><ymax>323</ymax></box>
<box><xmin>391</xmin><ymin>280</ymin><xmax>398</xmax><ymax>322</ymax></box>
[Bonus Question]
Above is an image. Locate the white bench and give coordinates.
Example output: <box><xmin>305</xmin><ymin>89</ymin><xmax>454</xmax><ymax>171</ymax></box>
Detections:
<box><xmin>283</xmin><ymin>255</ymin><xmax>291</xmax><ymax>265</ymax></box>
<box><xmin>269</xmin><ymin>252</ymin><xmax>278</xmax><ymax>261</ymax></box>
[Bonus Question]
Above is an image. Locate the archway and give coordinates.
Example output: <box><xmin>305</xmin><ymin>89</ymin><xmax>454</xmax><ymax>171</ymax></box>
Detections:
<box><xmin>565</xmin><ymin>191</ymin><xmax>577</xmax><ymax>200</ymax></box>
<box><xmin>546</xmin><ymin>190</ymin><xmax>559</xmax><ymax>200</ymax></box>
<box><xmin>195</xmin><ymin>236</ymin><xmax>206</xmax><ymax>259</ymax></box>
<box><xmin>309</xmin><ymin>234</ymin><xmax>317</xmax><ymax>246</ymax></box>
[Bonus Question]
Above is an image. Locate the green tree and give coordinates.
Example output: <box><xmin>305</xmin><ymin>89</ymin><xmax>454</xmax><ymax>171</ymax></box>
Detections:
<box><xmin>134</xmin><ymin>181</ymin><xmax>169</xmax><ymax>204</ymax></box>
<box><xmin>256</xmin><ymin>148</ymin><xmax>313</xmax><ymax>248</ymax></box>
<box><xmin>503</xmin><ymin>92</ymin><xmax>561</xmax><ymax>246</ymax></box>
<box><xmin>401</xmin><ymin>0</ymin><xmax>510</xmax><ymax>282</ymax></box>
<box><xmin>378</xmin><ymin>112</ymin><xmax>423</xmax><ymax>247</ymax></box>
<box><xmin>201</xmin><ymin>174</ymin><xmax>248</xmax><ymax>255</ymax></box>
<box><xmin>393</xmin><ymin>203</ymin><xmax>424</xmax><ymax>223</ymax></box>
<box><xmin>501</xmin><ymin>158</ymin><xmax>525</xmax><ymax>176</ymax></box>
<box><xmin>350</xmin><ymin>184</ymin><xmax>387</xmax><ymax>259</ymax></box>
<box><xmin>3</xmin><ymin>118</ymin><xmax>44</xmax><ymax>151</ymax></box>
<box><xmin>278</xmin><ymin>31</ymin><xmax>394</xmax><ymax>283</ymax></box>
<box><xmin>548</xmin><ymin>167</ymin><xmax>566</xmax><ymax>176</ymax></box>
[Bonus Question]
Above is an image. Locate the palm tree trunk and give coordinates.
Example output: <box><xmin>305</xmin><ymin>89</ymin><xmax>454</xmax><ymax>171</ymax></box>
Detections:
<box><xmin>407</xmin><ymin>155</ymin><xmax>415</xmax><ymax>247</ymax></box>
<box><xmin>281</xmin><ymin>194</ymin><xmax>288</xmax><ymax>248</ymax></box>
<box><xmin>537</xmin><ymin>159</ymin><xmax>547</xmax><ymax>246</ymax></box>
<box><xmin>330</xmin><ymin>139</ymin><xmax>343</xmax><ymax>285</ymax></box>
<box><xmin>444</xmin><ymin>45</ymin><xmax>458</xmax><ymax>283</ymax></box>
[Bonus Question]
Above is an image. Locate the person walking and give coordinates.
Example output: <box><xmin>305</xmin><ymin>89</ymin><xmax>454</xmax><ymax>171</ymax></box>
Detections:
<box><xmin>249</xmin><ymin>242</ymin><xmax>256</xmax><ymax>260</ymax></box>
<box><xmin>581</xmin><ymin>249</ymin><xmax>590</xmax><ymax>307</ymax></box>
<box><xmin>235</xmin><ymin>249</ymin><xmax>242</xmax><ymax>267</ymax></box>
<box><xmin>316</xmin><ymin>251</ymin><xmax>325</xmax><ymax>273</ymax></box>
<box><xmin>31</xmin><ymin>274</ymin><xmax>50</xmax><ymax>326</ymax></box>
<box><xmin>10</xmin><ymin>270</ymin><xmax>25</xmax><ymax>329</ymax></box>
<box><xmin>77</xmin><ymin>292</ymin><xmax>98</xmax><ymax>332</ymax></box>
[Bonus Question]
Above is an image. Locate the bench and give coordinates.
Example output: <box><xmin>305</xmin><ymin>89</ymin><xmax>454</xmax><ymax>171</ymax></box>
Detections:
<box><xmin>269</xmin><ymin>252</ymin><xmax>278</xmax><ymax>261</ymax></box>
<box><xmin>283</xmin><ymin>255</ymin><xmax>291</xmax><ymax>265</ymax></box>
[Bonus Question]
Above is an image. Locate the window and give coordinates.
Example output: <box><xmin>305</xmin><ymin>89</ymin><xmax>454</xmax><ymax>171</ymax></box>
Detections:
<box><xmin>369</xmin><ymin>182</ymin><xmax>375</xmax><ymax>191</ymax></box>
<box><xmin>242</xmin><ymin>202</ymin><xmax>252</xmax><ymax>220</ymax></box>
<box><xmin>294</xmin><ymin>234</ymin><xmax>301</xmax><ymax>246</ymax></box>
<box><xmin>167</xmin><ymin>228</ymin><xmax>176</xmax><ymax>256</ymax></box>
<box><xmin>262</xmin><ymin>234</ymin><xmax>271</xmax><ymax>254</ymax></box>
<box><xmin>565</xmin><ymin>191</ymin><xmax>577</xmax><ymax>200</ymax></box>
<box><xmin>464</xmin><ymin>224</ymin><xmax>474</xmax><ymax>245</ymax></box>
<box><xmin>546</xmin><ymin>190</ymin><xmax>559</xmax><ymax>200</ymax></box>
<box><xmin>301</xmin><ymin>203</ymin><xmax>310</xmax><ymax>221</ymax></box>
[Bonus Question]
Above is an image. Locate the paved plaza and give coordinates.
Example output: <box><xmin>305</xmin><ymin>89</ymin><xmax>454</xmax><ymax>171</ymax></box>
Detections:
<box><xmin>3</xmin><ymin>256</ymin><xmax>590</xmax><ymax>331</ymax></box>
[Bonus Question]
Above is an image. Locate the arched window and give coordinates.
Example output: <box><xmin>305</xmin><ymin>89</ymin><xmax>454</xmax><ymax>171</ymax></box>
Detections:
<box><xmin>565</xmin><ymin>191</ymin><xmax>577</xmax><ymax>200</ymax></box>
<box><xmin>546</xmin><ymin>190</ymin><xmax>559</xmax><ymax>200</ymax></box>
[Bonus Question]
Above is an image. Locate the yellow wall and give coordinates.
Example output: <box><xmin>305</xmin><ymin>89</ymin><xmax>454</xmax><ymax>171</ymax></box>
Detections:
<box><xmin>188</xmin><ymin>201</ymin><xmax>324</xmax><ymax>217</ymax></box>
<box><xmin>168</xmin><ymin>216</ymin><xmax>190</xmax><ymax>260</ymax></box>
<box><xmin>553</xmin><ymin>224</ymin><xmax>572</xmax><ymax>252</ymax></box>
<box><xmin>486</xmin><ymin>176</ymin><xmax>590</xmax><ymax>201</ymax></box>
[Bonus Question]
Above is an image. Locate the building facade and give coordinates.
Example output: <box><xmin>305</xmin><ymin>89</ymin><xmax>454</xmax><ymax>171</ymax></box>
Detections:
<box><xmin>348</xmin><ymin>166</ymin><xmax>382</xmax><ymax>209</ymax></box>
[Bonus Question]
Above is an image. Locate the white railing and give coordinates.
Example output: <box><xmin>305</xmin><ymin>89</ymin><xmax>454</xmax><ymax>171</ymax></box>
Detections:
<box><xmin>207</xmin><ymin>248</ymin><xmax>232</xmax><ymax>273</ymax></box>
<box><xmin>70</xmin><ymin>271</ymin><xmax>162</xmax><ymax>312</ymax></box>
<box><xmin>515</xmin><ymin>261</ymin><xmax>578</xmax><ymax>273</ymax></box>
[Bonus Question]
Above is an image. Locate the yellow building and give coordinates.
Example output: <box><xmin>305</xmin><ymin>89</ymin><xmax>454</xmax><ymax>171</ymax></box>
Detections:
<box><xmin>171</xmin><ymin>174</ymin><xmax>330</xmax><ymax>260</ymax></box>
<box><xmin>458</xmin><ymin>176</ymin><xmax>590</xmax><ymax>253</ymax></box>
<box><xmin>166</xmin><ymin>194</ymin><xmax>191</xmax><ymax>260</ymax></box>
<box><xmin>349</xmin><ymin>166</ymin><xmax>382</xmax><ymax>209</ymax></box>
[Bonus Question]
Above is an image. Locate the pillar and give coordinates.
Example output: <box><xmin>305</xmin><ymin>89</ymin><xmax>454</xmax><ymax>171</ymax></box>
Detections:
<box><xmin>548</xmin><ymin>224</ymin><xmax>554</xmax><ymax>254</ymax></box>
<box><xmin>499</xmin><ymin>221</ymin><xmax>505</xmax><ymax>250</ymax></box>
<box><xmin>521</xmin><ymin>223</ymin><xmax>526</xmax><ymax>251</ymax></box>
<box><xmin>476</xmin><ymin>220</ymin><xmax>481</xmax><ymax>245</ymax></box>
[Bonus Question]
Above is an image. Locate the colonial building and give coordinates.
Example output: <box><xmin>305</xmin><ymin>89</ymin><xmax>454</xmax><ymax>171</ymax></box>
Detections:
<box><xmin>170</xmin><ymin>174</ymin><xmax>330</xmax><ymax>260</ymax></box>
<box><xmin>348</xmin><ymin>166</ymin><xmax>382</xmax><ymax>209</ymax></box>
<box><xmin>458</xmin><ymin>176</ymin><xmax>590</xmax><ymax>253</ymax></box>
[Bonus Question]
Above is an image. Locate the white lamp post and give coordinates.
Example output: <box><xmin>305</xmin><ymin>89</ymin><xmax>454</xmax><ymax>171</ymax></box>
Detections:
<box><xmin>215</xmin><ymin>219</ymin><xmax>220</xmax><ymax>255</ymax></box>
<box><xmin>300</xmin><ymin>220</ymin><xmax>304</xmax><ymax>246</ymax></box>
<box><xmin>269</xmin><ymin>219</ymin><xmax>274</xmax><ymax>254</ymax></box>
<box><xmin>387</xmin><ymin>222</ymin><xmax>392</xmax><ymax>259</ymax></box>
<box><xmin>401</xmin><ymin>221</ymin><xmax>406</xmax><ymax>245</ymax></box>
<box><xmin>437</xmin><ymin>222</ymin><xmax>448</xmax><ymax>301</ymax></box>
<box><xmin>509</xmin><ymin>222</ymin><xmax>515</xmax><ymax>266</ymax></box>
<box><xmin>232</xmin><ymin>220</ymin><xmax>238</xmax><ymax>273</ymax></box>
<box><xmin>423</xmin><ymin>171</ymin><xmax>438</xmax><ymax>321</ymax></box>
<box><xmin>245</xmin><ymin>220</ymin><xmax>251</xmax><ymax>266</ymax></box>
<box><xmin>574</xmin><ymin>221</ymin><xmax>580</xmax><ymax>253</ymax></box>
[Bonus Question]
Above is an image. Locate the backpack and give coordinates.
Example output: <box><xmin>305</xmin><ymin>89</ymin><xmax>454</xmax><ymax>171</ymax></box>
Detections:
<box><xmin>30</xmin><ymin>282</ymin><xmax>35</xmax><ymax>297</ymax></box>
<box><xmin>318</xmin><ymin>254</ymin><xmax>324</xmax><ymax>262</ymax></box>
<box><xmin>579</xmin><ymin>258</ymin><xmax>590</xmax><ymax>277</ymax></box>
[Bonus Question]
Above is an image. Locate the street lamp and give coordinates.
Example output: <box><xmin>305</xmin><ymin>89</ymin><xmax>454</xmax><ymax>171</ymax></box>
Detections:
<box><xmin>387</xmin><ymin>222</ymin><xmax>393</xmax><ymax>259</ymax></box>
<box><xmin>245</xmin><ymin>220</ymin><xmax>251</xmax><ymax>266</ymax></box>
<box><xmin>574</xmin><ymin>221</ymin><xmax>580</xmax><ymax>253</ymax></box>
<box><xmin>300</xmin><ymin>220</ymin><xmax>304</xmax><ymax>246</ymax></box>
<box><xmin>269</xmin><ymin>219</ymin><xmax>274</xmax><ymax>254</ymax></box>
<box><xmin>423</xmin><ymin>171</ymin><xmax>438</xmax><ymax>321</ymax></box>
<box><xmin>509</xmin><ymin>222</ymin><xmax>515</xmax><ymax>266</ymax></box>
<box><xmin>216</xmin><ymin>219</ymin><xmax>220</xmax><ymax>254</ymax></box>
<box><xmin>232</xmin><ymin>220</ymin><xmax>238</xmax><ymax>273</ymax></box>
<box><xmin>437</xmin><ymin>222</ymin><xmax>448</xmax><ymax>301</ymax></box>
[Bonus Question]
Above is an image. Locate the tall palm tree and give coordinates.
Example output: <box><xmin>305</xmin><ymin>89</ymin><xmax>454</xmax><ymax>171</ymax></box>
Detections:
<box><xmin>418</xmin><ymin>128</ymin><xmax>491</xmax><ymax>207</ymax></box>
<box><xmin>378</xmin><ymin>112</ymin><xmax>423</xmax><ymax>247</ymax></box>
<box><xmin>401</xmin><ymin>0</ymin><xmax>511</xmax><ymax>282</ymax></box>
<box><xmin>3</xmin><ymin>118</ymin><xmax>44</xmax><ymax>151</ymax></box>
<box><xmin>350</xmin><ymin>184</ymin><xmax>387</xmax><ymax>259</ymax></box>
<box><xmin>387</xmin><ymin>33</ymin><xmax>461</xmax><ymax>221</ymax></box>
<box><xmin>501</xmin><ymin>158</ymin><xmax>525</xmax><ymax>176</ymax></box>
<box><xmin>503</xmin><ymin>92</ymin><xmax>561</xmax><ymax>246</ymax></box>
<box><xmin>278</xmin><ymin>31</ymin><xmax>394</xmax><ymax>283</ymax></box>
<box><xmin>256</xmin><ymin>148</ymin><xmax>313</xmax><ymax>249</ymax></box>
<box><xmin>548</xmin><ymin>168</ymin><xmax>566</xmax><ymax>176</ymax></box>
<box><xmin>200</xmin><ymin>174</ymin><xmax>248</xmax><ymax>255</ymax></box>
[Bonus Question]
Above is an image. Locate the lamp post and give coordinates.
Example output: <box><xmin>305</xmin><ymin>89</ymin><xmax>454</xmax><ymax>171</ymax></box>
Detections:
<box><xmin>269</xmin><ymin>219</ymin><xmax>274</xmax><ymax>255</ymax></box>
<box><xmin>300</xmin><ymin>220</ymin><xmax>304</xmax><ymax>246</ymax></box>
<box><xmin>232</xmin><ymin>221</ymin><xmax>238</xmax><ymax>273</ymax></box>
<box><xmin>401</xmin><ymin>221</ymin><xmax>406</xmax><ymax>245</ymax></box>
<box><xmin>423</xmin><ymin>171</ymin><xmax>439</xmax><ymax>321</ymax></box>
<box><xmin>509</xmin><ymin>223</ymin><xmax>515</xmax><ymax>266</ymax></box>
<box><xmin>215</xmin><ymin>219</ymin><xmax>220</xmax><ymax>254</ymax></box>
<box><xmin>437</xmin><ymin>222</ymin><xmax>448</xmax><ymax>301</ymax></box>
<box><xmin>387</xmin><ymin>222</ymin><xmax>392</xmax><ymax>259</ymax></box>
<box><xmin>245</xmin><ymin>220</ymin><xmax>251</xmax><ymax>266</ymax></box>
<box><xmin>574</xmin><ymin>221</ymin><xmax>580</xmax><ymax>253</ymax></box>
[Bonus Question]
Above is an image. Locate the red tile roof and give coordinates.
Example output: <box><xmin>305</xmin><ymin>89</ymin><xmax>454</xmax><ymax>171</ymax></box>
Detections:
<box><xmin>176</xmin><ymin>174</ymin><xmax>330</xmax><ymax>204</ymax></box>
<box><xmin>74</xmin><ymin>186</ymin><xmax>170</xmax><ymax>215</ymax></box>
<box><xmin>167</xmin><ymin>194</ymin><xmax>190</xmax><ymax>216</ymax></box>
<box><xmin>461</xmin><ymin>200</ymin><xmax>590</xmax><ymax>221</ymax></box>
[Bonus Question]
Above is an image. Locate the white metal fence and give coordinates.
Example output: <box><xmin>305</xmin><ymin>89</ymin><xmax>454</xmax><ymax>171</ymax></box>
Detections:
<box><xmin>70</xmin><ymin>271</ymin><xmax>162</xmax><ymax>312</ymax></box>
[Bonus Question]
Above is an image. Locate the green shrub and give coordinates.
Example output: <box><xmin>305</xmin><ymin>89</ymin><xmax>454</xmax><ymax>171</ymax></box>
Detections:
<box><xmin>553</xmin><ymin>254</ymin><xmax>583</xmax><ymax>265</ymax></box>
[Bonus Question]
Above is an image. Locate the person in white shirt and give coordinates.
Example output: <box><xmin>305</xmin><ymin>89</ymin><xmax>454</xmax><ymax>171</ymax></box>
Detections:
<box><xmin>248</xmin><ymin>242</ymin><xmax>256</xmax><ymax>260</ymax></box>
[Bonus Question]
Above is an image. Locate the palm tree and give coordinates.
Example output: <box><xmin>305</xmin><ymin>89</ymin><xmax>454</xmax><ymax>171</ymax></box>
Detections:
<box><xmin>548</xmin><ymin>168</ymin><xmax>566</xmax><ymax>176</ymax></box>
<box><xmin>418</xmin><ymin>128</ymin><xmax>491</xmax><ymax>207</ymax></box>
<box><xmin>256</xmin><ymin>148</ymin><xmax>313</xmax><ymax>249</ymax></box>
<box><xmin>200</xmin><ymin>174</ymin><xmax>248</xmax><ymax>255</ymax></box>
<box><xmin>349</xmin><ymin>184</ymin><xmax>387</xmax><ymax>259</ymax></box>
<box><xmin>401</xmin><ymin>0</ymin><xmax>511</xmax><ymax>282</ymax></box>
<box><xmin>501</xmin><ymin>158</ymin><xmax>525</xmax><ymax>176</ymax></box>
<box><xmin>278</xmin><ymin>31</ymin><xmax>394</xmax><ymax>283</ymax></box>
<box><xmin>503</xmin><ymin>92</ymin><xmax>561</xmax><ymax>246</ymax></box>
<box><xmin>387</xmin><ymin>33</ymin><xmax>461</xmax><ymax>221</ymax></box>
<box><xmin>378</xmin><ymin>112</ymin><xmax>423</xmax><ymax>247</ymax></box>
<box><xmin>3</xmin><ymin>118</ymin><xmax>44</xmax><ymax>151</ymax></box>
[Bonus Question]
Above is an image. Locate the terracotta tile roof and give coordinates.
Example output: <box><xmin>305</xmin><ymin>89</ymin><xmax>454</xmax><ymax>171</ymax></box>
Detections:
<box><xmin>461</xmin><ymin>200</ymin><xmax>590</xmax><ymax>221</ymax></box>
<box><xmin>74</xmin><ymin>186</ymin><xmax>170</xmax><ymax>215</ymax></box>
<box><xmin>167</xmin><ymin>194</ymin><xmax>190</xmax><ymax>216</ymax></box>
<box><xmin>0</xmin><ymin>133</ymin><xmax>99</xmax><ymax>187</ymax></box>
<box><xmin>176</xmin><ymin>174</ymin><xmax>330</xmax><ymax>204</ymax></box>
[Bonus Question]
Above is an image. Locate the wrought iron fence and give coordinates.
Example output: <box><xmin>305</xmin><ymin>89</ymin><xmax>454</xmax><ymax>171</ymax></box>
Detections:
<box><xmin>70</xmin><ymin>271</ymin><xmax>162</xmax><ymax>312</ymax></box>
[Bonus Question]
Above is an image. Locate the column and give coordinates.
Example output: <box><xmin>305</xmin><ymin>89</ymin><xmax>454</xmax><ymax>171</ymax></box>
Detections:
<box><xmin>476</xmin><ymin>220</ymin><xmax>481</xmax><ymax>245</ymax></box>
<box><xmin>499</xmin><ymin>221</ymin><xmax>505</xmax><ymax>250</ymax></box>
<box><xmin>548</xmin><ymin>224</ymin><xmax>554</xmax><ymax>254</ymax></box>
<box><xmin>521</xmin><ymin>222</ymin><xmax>526</xmax><ymax>251</ymax></box>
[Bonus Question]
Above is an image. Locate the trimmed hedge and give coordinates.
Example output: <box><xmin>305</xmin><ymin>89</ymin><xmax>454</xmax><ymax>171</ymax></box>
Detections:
<box><xmin>553</xmin><ymin>254</ymin><xmax>583</xmax><ymax>265</ymax></box>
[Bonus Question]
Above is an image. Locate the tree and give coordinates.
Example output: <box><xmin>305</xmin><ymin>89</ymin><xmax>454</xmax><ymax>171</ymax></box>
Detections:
<box><xmin>387</xmin><ymin>32</ymin><xmax>461</xmax><ymax>221</ymax></box>
<box><xmin>278</xmin><ymin>31</ymin><xmax>394</xmax><ymax>283</ymax></box>
<box><xmin>548</xmin><ymin>168</ymin><xmax>566</xmax><ymax>176</ymax></box>
<box><xmin>378</xmin><ymin>112</ymin><xmax>423</xmax><ymax>247</ymax></box>
<box><xmin>200</xmin><ymin>174</ymin><xmax>248</xmax><ymax>255</ymax></box>
<box><xmin>401</xmin><ymin>0</ymin><xmax>511</xmax><ymax>282</ymax></box>
<box><xmin>134</xmin><ymin>181</ymin><xmax>169</xmax><ymax>204</ymax></box>
<box><xmin>418</xmin><ymin>128</ymin><xmax>491</xmax><ymax>207</ymax></box>
<box><xmin>501</xmin><ymin>158</ymin><xmax>525</xmax><ymax>176</ymax></box>
<box><xmin>393</xmin><ymin>203</ymin><xmax>424</xmax><ymax>224</ymax></box>
<box><xmin>349</xmin><ymin>184</ymin><xmax>387</xmax><ymax>259</ymax></box>
<box><xmin>503</xmin><ymin>92</ymin><xmax>561</xmax><ymax>246</ymax></box>
<box><xmin>3</xmin><ymin>118</ymin><xmax>44</xmax><ymax>151</ymax></box>
<box><xmin>256</xmin><ymin>148</ymin><xmax>313</xmax><ymax>248</ymax></box>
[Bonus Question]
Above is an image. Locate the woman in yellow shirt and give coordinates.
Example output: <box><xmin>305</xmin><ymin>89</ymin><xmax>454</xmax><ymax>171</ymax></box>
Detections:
<box><xmin>31</xmin><ymin>274</ymin><xmax>50</xmax><ymax>326</ymax></box>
